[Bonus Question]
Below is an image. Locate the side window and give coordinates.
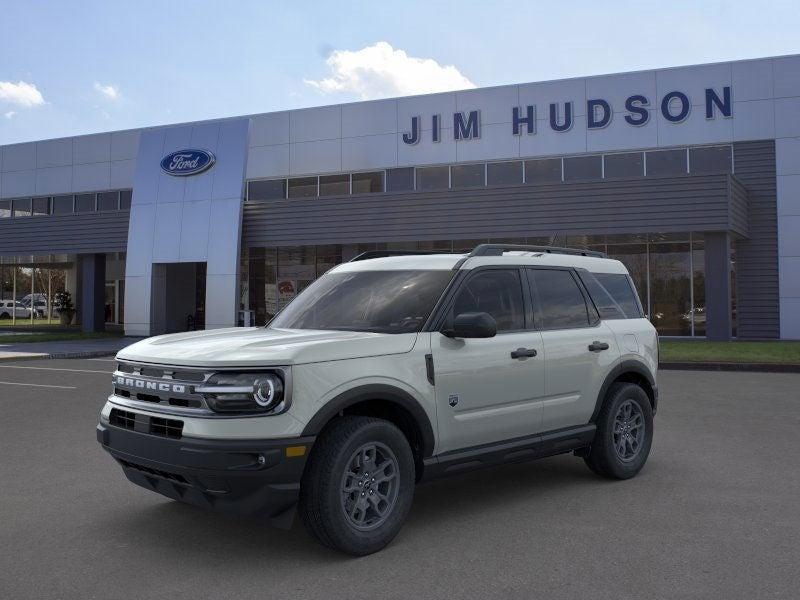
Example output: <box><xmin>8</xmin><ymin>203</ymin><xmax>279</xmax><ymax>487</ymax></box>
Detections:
<box><xmin>530</xmin><ymin>269</ymin><xmax>591</xmax><ymax>329</ymax></box>
<box><xmin>577</xmin><ymin>271</ymin><xmax>627</xmax><ymax>320</ymax></box>
<box><xmin>449</xmin><ymin>269</ymin><xmax>525</xmax><ymax>332</ymax></box>
<box><xmin>593</xmin><ymin>273</ymin><xmax>643</xmax><ymax>318</ymax></box>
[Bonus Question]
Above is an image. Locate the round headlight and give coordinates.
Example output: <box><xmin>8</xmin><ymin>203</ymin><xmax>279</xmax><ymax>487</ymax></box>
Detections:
<box><xmin>254</xmin><ymin>375</ymin><xmax>284</xmax><ymax>409</ymax></box>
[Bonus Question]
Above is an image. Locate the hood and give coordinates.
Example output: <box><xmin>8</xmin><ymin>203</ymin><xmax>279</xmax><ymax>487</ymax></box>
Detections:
<box><xmin>116</xmin><ymin>327</ymin><xmax>419</xmax><ymax>367</ymax></box>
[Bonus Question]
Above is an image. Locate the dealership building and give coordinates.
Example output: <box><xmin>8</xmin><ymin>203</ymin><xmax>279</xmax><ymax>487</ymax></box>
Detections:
<box><xmin>1</xmin><ymin>54</ymin><xmax>800</xmax><ymax>340</ymax></box>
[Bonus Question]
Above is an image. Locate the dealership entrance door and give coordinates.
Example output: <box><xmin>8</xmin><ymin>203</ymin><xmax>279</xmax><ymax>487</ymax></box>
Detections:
<box><xmin>151</xmin><ymin>262</ymin><xmax>206</xmax><ymax>334</ymax></box>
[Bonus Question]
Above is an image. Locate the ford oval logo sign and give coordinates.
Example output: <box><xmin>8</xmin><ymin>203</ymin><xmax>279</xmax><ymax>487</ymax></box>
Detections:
<box><xmin>160</xmin><ymin>149</ymin><xmax>215</xmax><ymax>176</ymax></box>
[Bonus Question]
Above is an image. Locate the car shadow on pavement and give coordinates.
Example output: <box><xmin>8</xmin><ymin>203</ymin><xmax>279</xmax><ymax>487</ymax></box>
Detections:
<box><xmin>98</xmin><ymin>453</ymin><xmax>612</xmax><ymax>563</ymax></box>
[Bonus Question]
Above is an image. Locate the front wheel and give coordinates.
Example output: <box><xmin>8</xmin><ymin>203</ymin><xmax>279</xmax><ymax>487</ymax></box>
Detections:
<box><xmin>299</xmin><ymin>416</ymin><xmax>415</xmax><ymax>555</ymax></box>
<box><xmin>584</xmin><ymin>382</ymin><xmax>654</xmax><ymax>479</ymax></box>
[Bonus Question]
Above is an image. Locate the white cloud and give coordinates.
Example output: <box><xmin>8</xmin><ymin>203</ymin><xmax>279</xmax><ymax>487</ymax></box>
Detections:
<box><xmin>304</xmin><ymin>41</ymin><xmax>475</xmax><ymax>100</ymax></box>
<box><xmin>0</xmin><ymin>81</ymin><xmax>44</xmax><ymax>107</ymax></box>
<box><xmin>94</xmin><ymin>82</ymin><xmax>121</xmax><ymax>100</ymax></box>
<box><xmin>4</xmin><ymin>110</ymin><xmax>17</xmax><ymax>119</ymax></box>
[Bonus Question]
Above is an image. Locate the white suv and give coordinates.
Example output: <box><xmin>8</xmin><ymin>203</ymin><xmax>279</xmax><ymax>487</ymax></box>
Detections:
<box><xmin>97</xmin><ymin>244</ymin><xmax>658</xmax><ymax>555</ymax></box>
<box><xmin>0</xmin><ymin>300</ymin><xmax>32</xmax><ymax>320</ymax></box>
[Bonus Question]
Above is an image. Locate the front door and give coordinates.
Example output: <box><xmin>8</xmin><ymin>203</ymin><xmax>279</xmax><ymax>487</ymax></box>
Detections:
<box><xmin>431</xmin><ymin>268</ymin><xmax>545</xmax><ymax>454</ymax></box>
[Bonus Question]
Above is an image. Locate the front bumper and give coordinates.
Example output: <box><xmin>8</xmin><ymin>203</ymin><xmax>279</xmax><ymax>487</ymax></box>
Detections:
<box><xmin>97</xmin><ymin>423</ymin><xmax>314</xmax><ymax>528</ymax></box>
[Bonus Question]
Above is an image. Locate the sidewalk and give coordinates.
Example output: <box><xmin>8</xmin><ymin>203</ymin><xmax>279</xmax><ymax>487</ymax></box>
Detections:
<box><xmin>0</xmin><ymin>336</ymin><xmax>139</xmax><ymax>361</ymax></box>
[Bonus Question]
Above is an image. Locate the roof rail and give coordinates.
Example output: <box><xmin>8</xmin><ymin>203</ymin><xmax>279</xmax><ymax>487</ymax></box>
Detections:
<box><xmin>468</xmin><ymin>244</ymin><xmax>607</xmax><ymax>258</ymax></box>
<box><xmin>349</xmin><ymin>250</ymin><xmax>442</xmax><ymax>262</ymax></box>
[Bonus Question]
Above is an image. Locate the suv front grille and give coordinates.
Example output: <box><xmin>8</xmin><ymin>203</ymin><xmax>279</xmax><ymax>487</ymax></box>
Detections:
<box><xmin>108</xmin><ymin>408</ymin><xmax>184</xmax><ymax>439</ymax></box>
<box><xmin>150</xmin><ymin>417</ymin><xmax>183</xmax><ymax>439</ymax></box>
<box><xmin>112</xmin><ymin>362</ymin><xmax>213</xmax><ymax>413</ymax></box>
<box><xmin>109</xmin><ymin>408</ymin><xmax>136</xmax><ymax>430</ymax></box>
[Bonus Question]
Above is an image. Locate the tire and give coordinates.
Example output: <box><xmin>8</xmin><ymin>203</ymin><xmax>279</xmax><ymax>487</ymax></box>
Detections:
<box><xmin>0</xmin><ymin>312</ymin><xmax>9</xmax><ymax>320</ymax></box>
<box><xmin>299</xmin><ymin>415</ymin><xmax>415</xmax><ymax>555</ymax></box>
<box><xmin>584</xmin><ymin>382</ymin><xmax>654</xmax><ymax>479</ymax></box>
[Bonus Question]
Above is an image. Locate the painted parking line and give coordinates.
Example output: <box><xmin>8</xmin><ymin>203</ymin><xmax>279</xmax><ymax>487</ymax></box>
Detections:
<box><xmin>0</xmin><ymin>380</ymin><xmax>77</xmax><ymax>389</ymax></box>
<box><xmin>0</xmin><ymin>365</ymin><xmax>112</xmax><ymax>375</ymax></box>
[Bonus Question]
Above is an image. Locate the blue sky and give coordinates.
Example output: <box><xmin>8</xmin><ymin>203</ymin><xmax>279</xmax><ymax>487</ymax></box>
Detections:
<box><xmin>1</xmin><ymin>0</ymin><xmax>799</xmax><ymax>144</ymax></box>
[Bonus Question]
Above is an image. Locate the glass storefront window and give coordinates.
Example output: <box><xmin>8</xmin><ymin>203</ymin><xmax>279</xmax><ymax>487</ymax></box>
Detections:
<box><xmin>607</xmin><ymin>233</ymin><xmax>649</xmax><ymax>244</ymax></box>
<box><xmin>352</xmin><ymin>172</ymin><xmax>384</xmax><ymax>194</ymax></box>
<box><xmin>386</xmin><ymin>168</ymin><xmax>415</xmax><ymax>192</ymax></box>
<box><xmin>418</xmin><ymin>240</ymin><xmax>453</xmax><ymax>252</ymax></box>
<box><xmin>288</xmin><ymin>177</ymin><xmax>317</xmax><ymax>198</ymax></box>
<box><xmin>0</xmin><ymin>257</ymin><xmax>77</xmax><ymax>327</ymax></box>
<box><xmin>243</xmin><ymin>231</ymin><xmax>726</xmax><ymax>336</ymax></box>
<box><xmin>489</xmin><ymin>237</ymin><xmax>526</xmax><ymax>245</ymax></box>
<box><xmin>690</xmin><ymin>146</ymin><xmax>732</xmax><ymax>174</ymax></box>
<box><xmin>563</xmin><ymin>155</ymin><xmax>602</xmax><ymax>181</ymax></box>
<box><xmin>646</xmin><ymin>149</ymin><xmax>687</xmax><ymax>177</ymax></box>
<box><xmin>120</xmin><ymin>190</ymin><xmax>133</xmax><ymax>210</ymax></box>
<box><xmin>604</xmin><ymin>153</ymin><xmax>644</xmax><ymax>178</ymax></box>
<box><xmin>247</xmin><ymin>247</ymin><xmax>266</xmax><ymax>324</ymax></box>
<box><xmin>277</xmin><ymin>246</ymin><xmax>316</xmax><ymax>311</ymax></box>
<box><xmin>451</xmin><ymin>163</ymin><xmax>485</xmax><ymax>188</ymax></box>
<box><xmin>119</xmin><ymin>279</ymin><xmax>125</xmax><ymax>324</ymax></box>
<box><xmin>32</xmin><ymin>197</ymin><xmax>49</xmax><ymax>216</ymax></box>
<box><xmin>730</xmin><ymin>244</ymin><xmax>737</xmax><ymax>338</ymax></box>
<box><xmin>385</xmin><ymin>241</ymin><xmax>419</xmax><ymax>251</ymax></box>
<box><xmin>13</xmin><ymin>198</ymin><xmax>32</xmax><ymax>218</ymax></box>
<box><xmin>648</xmin><ymin>242</ymin><xmax>691</xmax><ymax>336</ymax></box>
<box><xmin>691</xmin><ymin>234</ymin><xmax>706</xmax><ymax>337</ymax></box>
<box><xmin>416</xmin><ymin>166</ymin><xmax>449</xmax><ymax>191</ymax></box>
<box><xmin>98</xmin><ymin>192</ymin><xmax>119</xmax><ymax>211</ymax></box>
<box><xmin>487</xmin><ymin>161</ymin><xmax>523</xmax><ymax>186</ymax></box>
<box><xmin>74</xmin><ymin>194</ymin><xmax>96</xmax><ymax>212</ymax></box>
<box><xmin>319</xmin><ymin>174</ymin><xmax>350</xmax><ymax>196</ymax></box>
<box><xmin>524</xmin><ymin>158</ymin><xmax>562</xmax><ymax>184</ymax></box>
<box><xmin>315</xmin><ymin>245</ymin><xmax>342</xmax><ymax>276</ymax></box>
<box><xmin>453</xmin><ymin>239</ymin><xmax>488</xmax><ymax>253</ymax></box>
<box><xmin>607</xmin><ymin>243</ymin><xmax>648</xmax><ymax>316</ymax></box>
<box><xmin>249</xmin><ymin>179</ymin><xmax>286</xmax><ymax>201</ymax></box>
<box><xmin>527</xmin><ymin>235</ymin><xmax>562</xmax><ymax>246</ymax></box>
<box><xmin>105</xmin><ymin>282</ymin><xmax>117</xmax><ymax>324</ymax></box>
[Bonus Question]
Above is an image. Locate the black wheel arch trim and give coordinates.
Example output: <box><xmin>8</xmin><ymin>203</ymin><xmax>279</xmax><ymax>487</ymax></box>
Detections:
<box><xmin>301</xmin><ymin>384</ymin><xmax>436</xmax><ymax>458</ymax></box>
<box><xmin>591</xmin><ymin>360</ymin><xmax>657</xmax><ymax>422</ymax></box>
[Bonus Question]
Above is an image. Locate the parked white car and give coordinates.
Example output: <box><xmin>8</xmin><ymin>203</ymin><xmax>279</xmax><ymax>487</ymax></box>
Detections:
<box><xmin>20</xmin><ymin>296</ymin><xmax>48</xmax><ymax>318</ymax></box>
<box><xmin>0</xmin><ymin>300</ymin><xmax>32</xmax><ymax>319</ymax></box>
<box><xmin>98</xmin><ymin>244</ymin><xmax>659</xmax><ymax>555</ymax></box>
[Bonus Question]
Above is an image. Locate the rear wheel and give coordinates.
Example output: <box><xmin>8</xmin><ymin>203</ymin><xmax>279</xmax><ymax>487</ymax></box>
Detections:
<box><xmin>299</xmin><ymin>415</ymin><xmax>415</xmax><ymax>555</ymax></box>
<box><xmin>584</xmin><ymin>382</ymin><xmax>653</xmax><ymax>479</ymax></box>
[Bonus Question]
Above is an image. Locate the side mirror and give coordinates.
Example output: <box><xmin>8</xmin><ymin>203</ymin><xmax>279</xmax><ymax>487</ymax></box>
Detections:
<box><xmin>442</xmin><ymin>312</ymin><xmax>497</xmax><ymax>339</ymax></box>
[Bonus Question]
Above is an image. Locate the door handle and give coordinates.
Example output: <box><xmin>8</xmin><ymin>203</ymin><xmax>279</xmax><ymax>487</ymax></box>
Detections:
<box><xmin>511</xmin><ymin>347</ymin><xmax>538</xmax><ymax>359</ymax></box>
<box><xmin>588</xmin><ymin>341</ymin><xmax>610</xmax><ymax>352</ymax></box>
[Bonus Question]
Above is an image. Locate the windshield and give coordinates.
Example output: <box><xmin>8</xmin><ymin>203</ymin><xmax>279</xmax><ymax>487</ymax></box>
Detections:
<box><xmin>269</xmin><ymin>270</ymin><xmax>454</xmax><ymax>334</ymax></box>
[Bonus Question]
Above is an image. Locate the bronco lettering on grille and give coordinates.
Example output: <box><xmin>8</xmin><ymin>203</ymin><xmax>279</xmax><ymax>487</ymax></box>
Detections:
<box><xmin>115</xmin><ymin>376</ymin><xmax>186</xmax><ymax>394</ymax></box>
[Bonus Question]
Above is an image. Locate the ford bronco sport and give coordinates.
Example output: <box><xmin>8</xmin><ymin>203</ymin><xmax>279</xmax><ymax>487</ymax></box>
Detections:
<box><xmin>97</xmin><ymin>244</ymin><xmax>658</xmax><ymax>555</ymax></box>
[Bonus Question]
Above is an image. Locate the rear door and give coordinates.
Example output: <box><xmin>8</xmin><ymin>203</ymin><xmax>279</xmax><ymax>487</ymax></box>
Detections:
<box><xmin>431</xmin><ymin>267</ymin><xmax>545</xmax><ymax>453</ymax></box>
<box><xmin>527</xmin><ymin>268</ymin><xmax>620</xmax><ymax>432</ymax></box>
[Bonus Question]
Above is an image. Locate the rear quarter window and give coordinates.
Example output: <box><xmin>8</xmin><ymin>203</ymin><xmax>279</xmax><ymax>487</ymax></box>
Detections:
<box><xmin>580</xmin><ymin>271</ymin><xmax>643</xmax><ymax>319</ymax></box>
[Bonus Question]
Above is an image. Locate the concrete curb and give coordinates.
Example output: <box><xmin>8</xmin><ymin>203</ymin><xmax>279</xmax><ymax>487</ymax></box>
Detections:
<box><xmin>0</xmin><ymin>350</ymin><xmax>117</xmax><ymax>362</ymax></box>
<box><xmin>660</xmin><ymin>361</ymin><xmax>800</xmax><ymax>373</ymax></box>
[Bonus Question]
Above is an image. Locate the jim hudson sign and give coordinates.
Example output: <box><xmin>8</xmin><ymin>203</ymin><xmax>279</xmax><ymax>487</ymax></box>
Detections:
<box><xmin>401</xmin><ymin>86</ymin><xmax>732</xmax><ymax>145</ymax></box>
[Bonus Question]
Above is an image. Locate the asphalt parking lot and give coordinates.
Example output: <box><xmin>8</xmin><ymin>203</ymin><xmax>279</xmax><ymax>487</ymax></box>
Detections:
<box><xmin>1</xmin><ymin>359</ymin><xmax>799</xmax><ymax>600</ymax></box>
